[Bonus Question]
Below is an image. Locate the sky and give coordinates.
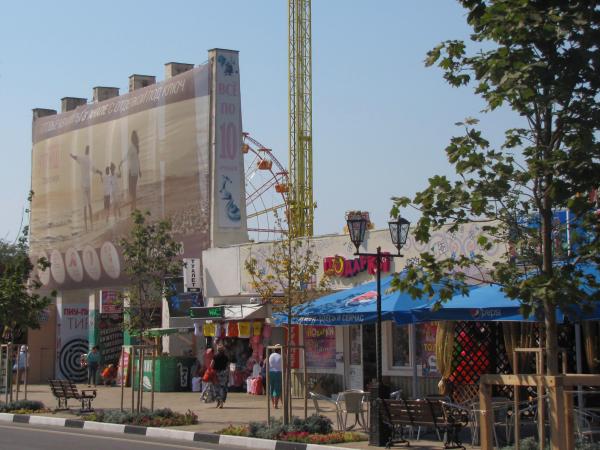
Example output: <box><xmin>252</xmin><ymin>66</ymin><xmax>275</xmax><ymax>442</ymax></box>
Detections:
<box><xmin>0</xmin><ymin>1</ymin><xmax>523</xmax><ymax>243</ymax></box>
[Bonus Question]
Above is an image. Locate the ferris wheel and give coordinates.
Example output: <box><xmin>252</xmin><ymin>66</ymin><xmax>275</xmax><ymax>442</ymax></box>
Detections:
<box><xmin>243</xmin><ymin>132</ymin><xmax>289</xmax><ymax>242</ymax></box>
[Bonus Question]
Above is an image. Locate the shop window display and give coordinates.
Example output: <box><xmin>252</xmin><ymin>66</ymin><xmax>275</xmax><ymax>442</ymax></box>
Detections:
<box><xmin>391</xmin><ymin>324</ymin><xmax>410</xmax><ymax>367</ymax></box>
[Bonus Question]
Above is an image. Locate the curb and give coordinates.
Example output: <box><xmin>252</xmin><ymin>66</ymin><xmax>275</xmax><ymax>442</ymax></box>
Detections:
<box><xmin>0</xmin><ymin>413</ymin><xmax>353</xmax><ymax>450</ymax></box>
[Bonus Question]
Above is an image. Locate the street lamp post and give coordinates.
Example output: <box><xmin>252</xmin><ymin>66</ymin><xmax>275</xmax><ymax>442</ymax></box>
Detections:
<box><xmin>346</xmin><ymin>211</ymin><xmax>410</xmax><ymax>447</ymax></box>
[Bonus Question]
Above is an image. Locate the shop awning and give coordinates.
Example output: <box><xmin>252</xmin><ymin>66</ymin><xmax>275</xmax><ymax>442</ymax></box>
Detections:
<box><xmin>273</xmin><ymin>274</ymin><xmax>437</xmax><ymax>326</ymax></box>
<box><xmin>222</xmin><ymin>303</ymin><xmax>269</xmax><ymax>321</ymax></box>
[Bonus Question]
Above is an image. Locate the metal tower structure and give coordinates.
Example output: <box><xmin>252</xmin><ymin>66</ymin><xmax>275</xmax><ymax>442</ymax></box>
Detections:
<box><xmin>288</xmin><ymin>0</ymin><xmax>313</xmax><ymax>238</ymax></box>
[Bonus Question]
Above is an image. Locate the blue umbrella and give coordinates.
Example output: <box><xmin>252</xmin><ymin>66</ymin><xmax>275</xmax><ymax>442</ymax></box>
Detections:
<box><xmin>408</xmin><ymin>264</ymin><xmax>600</xmax><ymax>323</ymax></box>
<box><xmin>273</xmin><ymin>274</ymin><xmax>437</xmax><ymax>326</ymax></box>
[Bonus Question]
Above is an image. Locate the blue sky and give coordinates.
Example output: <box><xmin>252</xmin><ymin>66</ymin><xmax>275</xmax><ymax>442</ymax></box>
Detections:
<box><xmin>0</xmin><ymin>1</ymin><xmax>522</xmax><ymax>242</ymax></box>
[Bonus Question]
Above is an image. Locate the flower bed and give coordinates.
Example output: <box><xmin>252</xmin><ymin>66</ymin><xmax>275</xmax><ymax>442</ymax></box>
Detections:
<box><xmin>82</xmin><ymin>408</ymin><xmax>197</xmax><ymax>427</ymax></box>
<box><xmin>0</xmin><ymin>400</ymin><xmax>49</xmax><ymax>414</ymax></box>
<box><xmin>218</xmin><ymin>415</ymin><xmax>368</xmax><ymax>444</ymax></box>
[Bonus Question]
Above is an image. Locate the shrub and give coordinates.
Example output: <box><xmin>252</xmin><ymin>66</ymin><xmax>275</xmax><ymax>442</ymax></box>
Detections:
<box><xmin>83</xmin><ymin>408</ymin><xmax>197</xmax><ymax>427</ymax></box>
<box><xmin>218</xmin><ymin>425</ymin><xmax>249</xmax><ymax>436</ymax></box>
<box><xmin>244</xmin><ymin>415</ymin><xmax>350</xmax><ymax>442</ymax></box>
<box><xmin>0</xmin><ymin>400</ymin><xmax>45</xmax><ymax>413</ymax></box>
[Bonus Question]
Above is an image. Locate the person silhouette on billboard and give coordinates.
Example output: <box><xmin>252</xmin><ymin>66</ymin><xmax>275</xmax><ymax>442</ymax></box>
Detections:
<box><xmin>120</xmin><ymin>130</ymin><xmax>142</xmax><ymax>212</ymax></box>
<box><xmin>70</xmin><ymin>145</ymin><xmax>100</xmax><ymax>232</ymax></box>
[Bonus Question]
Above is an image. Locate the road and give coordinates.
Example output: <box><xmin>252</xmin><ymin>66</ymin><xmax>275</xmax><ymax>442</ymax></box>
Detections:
<box><xmin>0</xmin><ymin>422</ymin><xmax>234</xmax><ymax>450</ymax></box>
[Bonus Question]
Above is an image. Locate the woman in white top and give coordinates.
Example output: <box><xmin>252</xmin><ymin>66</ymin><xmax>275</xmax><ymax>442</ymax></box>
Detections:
<box><xmin>268</xmin><ymin>347</ymin><xmax>282</xmax><ymax>409</ymax></box>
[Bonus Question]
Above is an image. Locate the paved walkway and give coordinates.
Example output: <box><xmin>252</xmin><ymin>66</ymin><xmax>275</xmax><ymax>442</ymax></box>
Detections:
<box><xmin>9</xmin><ymin>385</ymin><xmax>471</xmax><ymax>449</ymax></box>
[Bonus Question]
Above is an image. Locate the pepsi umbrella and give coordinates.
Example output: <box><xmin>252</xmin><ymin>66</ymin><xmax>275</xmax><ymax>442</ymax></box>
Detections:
<box><xmin>273</xmin><ymin>274</ymin><xmax>436</xmax><ymax>326</ymax></box>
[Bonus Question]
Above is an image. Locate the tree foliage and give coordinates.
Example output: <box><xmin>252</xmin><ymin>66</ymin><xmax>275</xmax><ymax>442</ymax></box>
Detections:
<box><xmin>245</xmin><ymin>225</ymin><xmax>328</xmax><ymax>424</ymax></box>
<box><xmin>119</xmin><ymin>210</ymin><xmax>182</xmax><ymax>336</ymax></box>
<box><xmin>0</xmin><ymin>226</ymin><xmax>52</xmax><ymax>342</ymax></box>
<box><xmin>392</xmin><ymin>0</ymin><xmax>600</xmax><ymax>373</ymax></box>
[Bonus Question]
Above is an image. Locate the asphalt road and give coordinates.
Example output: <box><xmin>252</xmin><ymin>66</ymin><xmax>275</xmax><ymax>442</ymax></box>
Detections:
<box><xmin>0</xmin><ymin>423</ymin><xmax>232</xmax><ymax>450</ymax></box>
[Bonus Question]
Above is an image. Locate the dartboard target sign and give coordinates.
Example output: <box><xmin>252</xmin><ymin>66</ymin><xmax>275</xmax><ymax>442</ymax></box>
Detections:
<box><xmin>58</xmin><ymin>338</ymin><xmax>88</xmax><ymax>382</ymax></box>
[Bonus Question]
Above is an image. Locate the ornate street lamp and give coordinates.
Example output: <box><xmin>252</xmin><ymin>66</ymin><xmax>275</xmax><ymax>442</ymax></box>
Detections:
<box><xmin>345</xmin><ymin>210</ymin><xmax>410</xmax><ymax>447</ymax></box>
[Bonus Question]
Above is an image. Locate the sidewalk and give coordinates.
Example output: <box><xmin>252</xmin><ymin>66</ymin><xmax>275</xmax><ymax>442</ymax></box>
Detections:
<box><xmin>12</xmin><ymin>384</ymin><xmax>469</xmax><ymax>450</ymax></box>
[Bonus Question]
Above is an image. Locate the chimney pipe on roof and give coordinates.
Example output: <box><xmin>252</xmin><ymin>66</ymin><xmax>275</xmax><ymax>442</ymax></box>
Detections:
<box><xmin>93</xmin><ymin>87</ymin><xmax>119</xmax><ymax>103</ymax></box>
<box><xmin>164</xmin><ymin>62</ymin><xmax>194</xmax><ymax>79</ymax></box>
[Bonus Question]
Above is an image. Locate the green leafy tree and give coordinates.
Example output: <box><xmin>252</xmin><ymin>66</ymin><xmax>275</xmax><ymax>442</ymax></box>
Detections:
<box><xmin>245</xmin><ymin>228</ymin><xmax>328</xmax><ymax>424</ymax></box>
<box><xmin>392</xmin><ymin>0</ymin><xmax>600</xmax><ymax>374</ymax></box>
<box><xmin>119</xmin><ymin>210</ymin><xmax>182</xmax><ymax>338</ymax></box>
<box><xmin>0</xmin><ymin>226</ymin><xmax>52</xmax><ymax>342</ymax></box>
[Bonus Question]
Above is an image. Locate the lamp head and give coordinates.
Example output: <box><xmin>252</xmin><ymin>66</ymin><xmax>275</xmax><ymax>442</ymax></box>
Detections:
<box><xmin>389</xmin><ymin>216</ymin><xmax>410</xmax><ymax>255</ymax></box>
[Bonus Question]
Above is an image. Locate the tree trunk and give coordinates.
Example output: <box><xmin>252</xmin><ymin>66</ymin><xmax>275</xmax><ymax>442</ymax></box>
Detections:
<box><xmin>541</xmin><ymin>202</ymin><xmax>558</xmax><ymax>375</ymax></box>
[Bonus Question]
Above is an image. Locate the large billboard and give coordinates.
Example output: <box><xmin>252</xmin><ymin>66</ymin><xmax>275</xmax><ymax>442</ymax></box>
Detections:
<box><xmin>31</xmin><ymin>64</ymin><xmax>213</xmax><ymax>289</ymax></box>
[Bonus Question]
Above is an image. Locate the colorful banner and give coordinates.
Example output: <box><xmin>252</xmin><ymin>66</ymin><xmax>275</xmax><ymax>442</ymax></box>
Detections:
<box><xmin>117</xmin><ymin>346</ymin><xmax>131</xmax><ymax>386</ymax></box>
<box><xmin>416</xmin><ymin>323</ymin><xmax>438</xmax><ymax>376</ymax></box>
<box><xmin>30</xmin><ymin>65</ymin><xmax>211</xmax><ymax>289</ymax></box>
<box><xmin>100</xmin><ymin>290</ymin><xmax>122</xmax><ymax>314</ymax></box>
<box><xmin>212</xmin><ymin>50</ymin><xmax>244</xmax><ymax>229</ymax></box>
<box><xmin>56</xmin><ymin>304</ymin><xmax>89</xmax><ymax>381</ymax></box>
<box><xmin>304</xmin><ymin>326</ymin><xmax>336</xmax><ymax>369</ymax></box>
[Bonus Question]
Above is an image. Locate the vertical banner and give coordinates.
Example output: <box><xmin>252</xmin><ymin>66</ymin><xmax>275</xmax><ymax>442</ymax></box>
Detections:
<box><xmin>416</xmin><ymin>323</ymin><xmax>438</xmax><ymax>376</ymax></box>
<box><xmin>56</xmin><ymin>304</ymin><xmax>89</xmax><ymax>381</ymax></box>
<box><xmin>304</xmin><ymin>326</ymin><xmax>336</xmax><ymax>369</ymax></box>
<box><xmin>212</xmin><ymin>49</ymin><xmax>244</xmax><ymax>229</ymax></box>
<box><xmin>117</xmin><ymin>346</ymin><xmax>131</xmax><ymax>386</ymax></box>
<box><xmin>183</xmin><ymin>258</ymin><xmax>201</xmax><ymax>292</ymax></box>
<box><xmin>97</xmin><ymin>313</ymin><xmax>124</xmax><ymax>365</ymax></box>
<box><xmin>288</xmin><ymin>325</ymin><xmax>300</xmax><ymax>369</ymax></box>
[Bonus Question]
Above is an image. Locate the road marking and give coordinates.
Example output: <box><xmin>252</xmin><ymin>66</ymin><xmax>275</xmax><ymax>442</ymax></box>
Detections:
<box><xmin>0</xmin><ymin>424</ymin><xmax>210</xmax><ymax>449</ymax></box>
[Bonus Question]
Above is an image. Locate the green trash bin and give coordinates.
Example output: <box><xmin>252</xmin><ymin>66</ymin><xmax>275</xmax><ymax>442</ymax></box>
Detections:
<box><xmin>133</xmin><ymin>356</ymin><xmax>195</xmax><ymax>392</ymax></box>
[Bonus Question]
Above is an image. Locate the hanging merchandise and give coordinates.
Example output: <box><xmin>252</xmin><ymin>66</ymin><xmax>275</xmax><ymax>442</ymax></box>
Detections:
<box><xmin>227</xmin><ymin>321</ymin><xmax>239</xmax><ymax>337</ymax></box>
<box><xmin>238</xmin><ymin>322</ymin><xmax>251</xmax><ymax>338</ymax></box>
<box><xmin>203</xmin><ymin>322</ymin><xmax>216</xmax><ymax>337</ymax></box>
<box><xmin>252</xmin><ymin>321</ymin><xmax>263</xmax><ymax>336</ymax></box>
<box><xmin>215</xmin><ymin>323</ymin><xmax>225</xmax><ymax>339</ymax></box>
<box><xmin>194</xmin><ymin>322</ymin><xmax>202</xmax><ymax>336</ymax></box>
<box><xmin>262</xmin><ymin>324</ymin><xmax>272</xmax><ymax>339</ymax></box>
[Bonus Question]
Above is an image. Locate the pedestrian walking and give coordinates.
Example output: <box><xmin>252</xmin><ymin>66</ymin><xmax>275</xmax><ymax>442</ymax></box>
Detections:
<box><xmin>212</xmin><ymin>344</ymin><xmax>229</xmax><ymax>408</ymax></box>
<box><xmin>268</xmin><ymin>346</ymin><xmax>282</xmax><ymax>409</ymax></box>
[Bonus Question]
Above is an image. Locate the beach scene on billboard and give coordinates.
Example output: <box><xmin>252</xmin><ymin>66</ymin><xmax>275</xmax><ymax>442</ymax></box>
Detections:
<box><xmin>30</xmin><ymin>66</ymin><xmax>211</xmax><ymax>289</ymax></box>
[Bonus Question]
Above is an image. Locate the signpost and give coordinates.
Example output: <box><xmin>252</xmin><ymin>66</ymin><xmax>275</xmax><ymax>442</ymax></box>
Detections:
<box><xmin>183</xmin><ymin>258</ymin><xmax>201</xmax><ymax>292</ymax></box>
<box><xmin>190</xmin><ymin>306</ymin><xmax>224</xmax><ymax>319</ymax></box>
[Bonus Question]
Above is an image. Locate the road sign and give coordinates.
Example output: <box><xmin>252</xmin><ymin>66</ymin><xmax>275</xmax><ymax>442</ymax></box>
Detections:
<box><xmin>183</xmin><ymin>258</ymin><xmax>201</xmax><ymax>292</ymax></box>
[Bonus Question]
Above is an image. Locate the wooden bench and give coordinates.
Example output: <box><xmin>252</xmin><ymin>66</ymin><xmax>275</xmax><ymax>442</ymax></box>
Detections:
<box><xmin>48</xmin><ymin>379</ymin><xmax>96</xmax><ymax>412</ymax></box>
<box><xmin>379</xmin><ymin>398</ymin><xmax>469</xmax><ymax>449</ymax></box>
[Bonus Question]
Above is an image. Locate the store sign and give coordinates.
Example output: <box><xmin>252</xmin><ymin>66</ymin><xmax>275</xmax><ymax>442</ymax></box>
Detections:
<box><xmin>190</xmin><ymin>306</ymin><xmax>224</xmax><ymax>319</ymax></box>
<box><xmin>323</xmin><ymin>254</ymin><xmax>391</xmax><ymax>278</ymax></box>
<box><xmin>183</xmin><ymin>258</ymin><xmax>201</xmax><ymax>292</ymax></box>
<box><xmin>100</xmin><ymin>290</ymin><xmax>122</xmax><ymax>314</ymax></box>
<box><xmin>304</xmin><ymin>326</ymin><xmax>336</xmax><ymax>369</ymax></box>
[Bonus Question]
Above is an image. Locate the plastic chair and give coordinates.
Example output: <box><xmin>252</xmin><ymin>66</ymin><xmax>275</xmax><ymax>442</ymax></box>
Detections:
<box><xmin>338</xmin><ymin>390</ymin><xmax>369</xmax><ymax>431</ymax></box>
<box><xmin>309</xmin><ymin>392</ymin><xmax>342</xmax><ymax>430</ymax></box>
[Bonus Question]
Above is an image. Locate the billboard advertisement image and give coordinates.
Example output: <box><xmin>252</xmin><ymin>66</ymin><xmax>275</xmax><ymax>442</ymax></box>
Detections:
<box><xmin>30</xmin><ymin>55</ymin><xmax>243</xmax><ymax>289</ymax></box>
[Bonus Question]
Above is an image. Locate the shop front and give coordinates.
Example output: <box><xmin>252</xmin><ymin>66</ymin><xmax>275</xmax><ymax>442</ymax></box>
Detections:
<box><xmin>201</xmin><ymin>223</ymin><xmax>504</xmax><ymax>398</ymax></box>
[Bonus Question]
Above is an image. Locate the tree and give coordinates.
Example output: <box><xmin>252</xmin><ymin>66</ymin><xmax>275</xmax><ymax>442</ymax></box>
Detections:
<box><xmin>0</xmin><ymin>227</ymin><xmax>51</xmax><ymax>342</ymax></box>
<box><xmin>392</xmin><ymin>0</ymin><xmax>600</xmax><ymax>375</ymax></box>
<box><xmin>119</xmin><ymin>210</ymin><xmax>182</xmax><ymax>338</ymax></box>
<box><xmin>245</xmin><ymin>228</ymin><xmax>328</xmax><ymax>424</ymax></box>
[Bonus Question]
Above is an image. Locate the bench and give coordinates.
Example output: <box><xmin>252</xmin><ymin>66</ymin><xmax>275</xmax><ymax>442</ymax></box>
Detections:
<box><xmin>379</xmin><ymin>398</ymin><xmax>469</xmax><ymax>449</ymax></box>
<box><xmin>48</xmin><ymin>379</ymin><xmax>96</xmax><ymax>412</ymax></box>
